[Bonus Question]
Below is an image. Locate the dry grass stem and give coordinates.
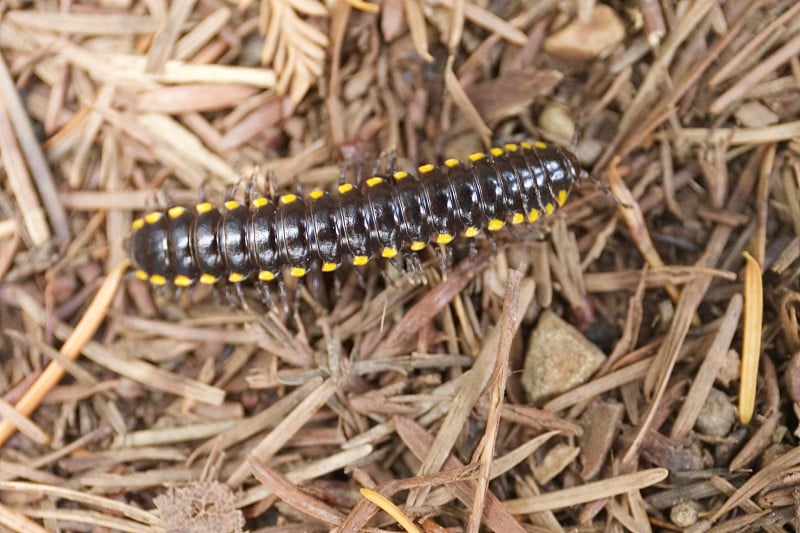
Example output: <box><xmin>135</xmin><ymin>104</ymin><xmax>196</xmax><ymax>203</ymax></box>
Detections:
<box><xmin>504</xmin><ymin>468</ymin><xmax>668</xmax><ymax>514</ymax></box>
<box><xmin>670</xmin><ymin>294</ymin><xmax>742</xmax><ymax>440</ymax></box>
<box><xmin>0</xmin><ymin>260</ymin><xmax>127</xmax><ymax>446</ymax></box>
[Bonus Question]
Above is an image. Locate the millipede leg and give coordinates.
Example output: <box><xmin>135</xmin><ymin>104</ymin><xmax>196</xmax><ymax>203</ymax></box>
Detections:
<box><xmin>211</xmin><ymin>283</ymin><xmax>222</xmax><ymax>306</ymax></box>
<box><xmin>156</xmin><ymin>284</ymin><xmax>169</xmax><ymax>299</ymax></box>
<box><xmin>188</xmin><ymin>284</ymin><xmax>198</xmax><ymax>304</ymax></box>
<box><xmin>256</xmin><ymin>282</ymin><xmax>274</xmax><ymax>309</ymax></box>
<box><xmin>223</xmin><ymin>283</ymin><xmax>237</xmax><ymax>308</ymax></box>
<box><xmin>144</xmin><ymin>190</ymin><xmax>158</xmax><ymax>212</ymax></box>
<box><xmin>340</xmin><ymin>151</ymin><xmax>365</xmax><ymax>187</ymax></box>
<box><xmin>277</xmin><ymin>279</ymin><xmax>288</xmax><ymax>310</ymax></box>
<box><xmin>223</xmin><ymin>183</ymin><xmax>233</xmax><ymax>203</ymax></box>
<box><xmin>291</xmin><ymin>280</ymin><xmax>302</xmax><ymax>315</ymax></box>
<box><xmin>434</xmin><ymin>245</ymin><xmax>448</xmax><ymax>274</ymax></box>
<box><xmin>487</xmin><ymin>234</ymin><xmax>498</xmax><ymax>255</ymax></box>
<box><xmin>407</xmin><ymin>253</ymin><xmax>424</xmax><ymax>274</ymax></box>
<box><xmin>333</xmin><ymin>270</ymin><xmax>343</xmax><ymax>300</ymax></box>
<box><xmin>307</xmin><ymin>263</ymin><xmax>328</xmax><ymax>307</ymax></box>
<box><xmin>506</xmin><ymin>222</ymin><xmax>524</xmax><ymax>241</ymax></box>
<box><xmin>388</xmin><ymin>257</ymin><xmax>406</xmax><ymax>277</ymax></box>
<box><xmin>244</xmin><ymin>173</ymin><xmax>259</xmax><ymax>206</ymax></box>
<box><xmin>404</xmin><ymin>253</ymin><xmax>426</xmax><ymax>285</ymax></box>
<box><xmin>338</xmin><ymin>159</ymin><xmax>348</xmax><ymax>186</ymax></box>
<box><xmin>368</xmin><ymin>147</ymin><xmax>398</xmax><ymax>177</ymax></box>
<box><xmin>378</xmin><ymin>267</ymin><xmax>393</xmax><ymax>286</ymax></box>
<box><xmin>267</xmin><ymin>171</ymin><xmax>279</xmax><ymax>199</ymax></box>
<box><xmin>352</xmin><ymin>265</ymin><xmax>367</xmax><ymax>289</ymax></box>
<box><xmin>383</xmin><ymin>147</ymin><xmax>398</xmax><ymax>175</ymax></box>
<box><xmin>521</xmin><ymin>223</ymin><xmax>546</xmax><ymax>240</ymax></box>
<box><xmin>162</xmin><ymin>189</ymin><xmax>176</xmax><ymax>208</ymax></box>
<box><xmin>198</xmin><ymin>180</ymin><xmax>209</xmax><ymax>203</ymax></box>
<box><xmin>467</xmin><ymin>239</ymin><xmax>479</xmax><ymax>264</ymax></box>
<box><xmin>293</xmin><ymin>177</ymin><xmax>304</xmax><ymax>196</ymax></box>
<box><xmin>235</xmin><ymin>283</ymin><xmax>250</xmax><ymax>311</ymax></box>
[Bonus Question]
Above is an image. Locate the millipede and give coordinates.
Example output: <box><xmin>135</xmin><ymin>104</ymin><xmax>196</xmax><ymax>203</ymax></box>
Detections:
<box><xmin>127</xmin><ymin>141</ymin><xmax>585</xmax><ymax>289</ymax></box>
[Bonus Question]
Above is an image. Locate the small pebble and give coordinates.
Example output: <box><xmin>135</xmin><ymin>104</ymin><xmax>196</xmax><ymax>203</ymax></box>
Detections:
<box><xmin>716</xmin><ymin>349</ymin><xmax>740</xmax><ymax>387</ymax></box>
<box><xmin>670</xmin><ymin>501</ymin><xmax>699</xmax><ymax>528</ymax></box>
<box><xmin>522</xmin><ymin>310</ymin><xmax>607</xmax><ymax>404</ymax></box>
<box><xmin>695</xmin><ymin>387</ymin><xmax>736</xmax><ymax>437</ymax></box>
<box><xmin>538</xmin><ymin>105</ymin><xmax>574</xmax><ymax>144</ymax></box>
<box><xmin>544</xmin><ymin>5</ymin><xmax>626</xmax><ymax>60</ymax></box>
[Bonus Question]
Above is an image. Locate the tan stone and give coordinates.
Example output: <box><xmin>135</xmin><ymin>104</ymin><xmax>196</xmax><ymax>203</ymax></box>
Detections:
<box><xmin>544</xmin><ymin>5</ymin><xmax>626</xmax><ymax>60</ymax></box>
<box><xmin>522</xmin><ymin>310</ymin><xmax>607</xmax><ymax>404</ymax></box>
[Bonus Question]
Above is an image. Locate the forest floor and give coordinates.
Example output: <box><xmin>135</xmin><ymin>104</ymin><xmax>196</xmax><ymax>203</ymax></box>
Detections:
<box><xmin>1</xmin><ymin>0</ymin><xmax>800</xmax><ymax>531</ymax></box>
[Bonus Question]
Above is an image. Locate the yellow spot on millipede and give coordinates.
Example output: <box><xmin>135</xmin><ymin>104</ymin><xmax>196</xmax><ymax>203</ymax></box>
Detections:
<box><xmin>444</xmin><ymin>159</ymin><xmax>459</xmax><ymax>168</ymax></box>
<box><xmin>381</xmin><ymin>247</ymin><xmax>398</xmax><ymax>259</ymax></box>
<box><xmin>168</xmin><ymin>206</ymin><xmax>185</xmax><ymax>219</ymax></box>
<box><xmin>145</xmin><ymin>212</ymin><xmax>162</xmax><ymax>224</ymax></box>
<box><xmin>258</xmin><ymin>271</ymin><xmax>275</xmax><ymax>282</ymax></box>
<box><xmin>310</xmin><ymin>189</ymin><xmax>325</xmax><ymax>199</ymax></box>
<box><xmin>528</xmin><ymin>209</ymin><xmax>540</xmax><ymax>222</ymax></box>
<box><xmin>512</xmin><ymin>213</ymin><xmax>525</xmax><ymax>224</ymax></box>
<box><xmin>353</xmin><ymin>255</ymin><xmax>369</xmax><ymax>266</ymax></box>
<box><xmin>488</xmin><ymin>219</ymin><xmax>504</xmax><ymax>231</ymax></box>
<box><xmin>393</xmin><ymin>171</ymin><xmax>408</xmax><ymax>180</ymax></box>
<box><xmin>418</xmin><ymin>164</ymin><xmax>434</xmax><ymax>174</ymax></box>
<box><xmin>200</xmin><ymin>273</ymin><xmax>217</xmax><ymax>285</ymax></box>
<box><xmin>228</xmin><ymin>272</ymin><xmax>245</xmax><ymax>283</ymax></box>
<box><xmin>558</xmin><ymin>190</ymin><xmax>568</xmax><ymax>206</ymax></box>
<box><xmin>289</xmin><ymin>267</ymin><xmax>307</xmax><ymax>277</ymax></box>
<box><xmin>196</xmin><ymin>202</ymin><xmax>213</xmax><ymax>214</ymax></box>
<box><xmin>520</xmin><ymin>141</ymin><xmax>532</xmax><ymax>149</ymax></box>
<box><xmin>468</xmin><ymin>152</ymin><xmax>485</xmax><ymax>162</ymax></box>
<box><xmin>252</xmin><ymin>197</ymin><xmax>269</xmax><ymax>208</ymax></box>
<box><xmin>338</xmin><ymin>183</ymin><xmax>354</xmax><ymax>194</ymax></box>
<box><xmin>135</xmin><ymin>269</ymin><xmax>149</xmax><ymax>281</ymax></box>
<box><xmin>149</xmin><ymin>274</ymin><xmax>167</xmax><ymax>286</ymax></box>
<box><xmin>436</xmin><ymin>233</ymin><xmax>454</xmax><ymax>244</ymax></box>
<box><xmin>534</xmin><ymin>141</ymin><xmax>547</xmax><ymax>149</ymax></box>
<box><xmin>545</xmin><ymin>203</ymin><xmax>554</xmax><ymax>215</ymax></box>
<box><xmin>490</xmin><ymin>147</ymin><xmax>503</xmax><ymax>157</ymax></box>
<box><xmin>224</xmin><ymin>201</ymin><xmax>240</xmax><ymax>211</ymax></box>
<box><xmin>132</xmin><ymin>219</ymin><xmax>145</xmax><ymax>230</ymax></box>
<box><xmin>366</xmin><ymin>177</ymin><xmax>384</xmax><ymax>187</ymax></box>
<box><xmin>280</xmin><ymin>193</ymin><xmax>298</xmax><ymax>205</ymax></box>
<box><xmin>321</xmin><ymin>262</ymin><xmax>338</xmax><ymax>272</ymax></box>
<box><xmin>410</xmin><ymin>241</ymin><xmax>426</xmax><ymax>251</ymax></box>
<box><xmin>465</xmin><ymin>227</ymin><xmax>479</xmax><ymax>238</ymax></box>
<box><xmin>174</xmin><ymin>275</ymin><xmax>192</xmax><ymax>287</ymax></box>
<box><xmin>504</xmin><ymin>143</ymin><xmax>518</xmax><ymax>152</ymax></box>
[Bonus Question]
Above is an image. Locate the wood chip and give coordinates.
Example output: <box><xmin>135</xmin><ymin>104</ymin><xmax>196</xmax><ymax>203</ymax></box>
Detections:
<box><xmin>544</xmin><ymin>5</ymin><xmax>626</xmax><ymax>60</ymax></box>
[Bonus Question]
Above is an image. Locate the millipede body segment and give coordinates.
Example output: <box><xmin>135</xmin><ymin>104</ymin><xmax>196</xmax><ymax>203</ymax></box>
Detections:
<box><xmin>127</xmin><ymin>141</ymin><xmax>583</xmax><ymax>287</ymax></box>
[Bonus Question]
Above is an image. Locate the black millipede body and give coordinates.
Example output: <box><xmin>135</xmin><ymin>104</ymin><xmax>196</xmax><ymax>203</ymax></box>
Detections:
<box><xmin>127</xmin><ymin>141</ymin><xmax>584</xmax><ymax>288</ymax></box>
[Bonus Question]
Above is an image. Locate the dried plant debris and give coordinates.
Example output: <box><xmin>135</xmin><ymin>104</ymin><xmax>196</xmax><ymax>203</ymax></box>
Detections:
<box><xmin>154</xmin><ymin>481</ymin><xmax>244</xmax><ymax>533</ymax></box>
<box><xmin>260</xmin><ymin>0</ymin><xmax>329</xmax><ymax>103</ymax></box>
<box><xmin>3</xmin><ymin>0</ymin><xmax>800</xmax><ymax>531</ymax></box>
